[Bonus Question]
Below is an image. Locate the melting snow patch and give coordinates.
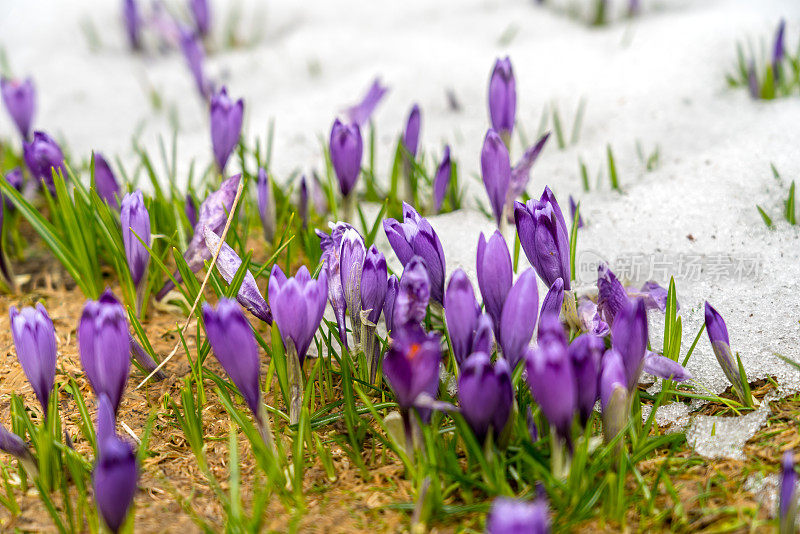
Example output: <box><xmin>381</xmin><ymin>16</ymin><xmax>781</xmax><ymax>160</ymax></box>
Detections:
<box><xmin>686</xmin><ymin>399</ymin><xmax>771</xmax><ymax>460</ymax></box>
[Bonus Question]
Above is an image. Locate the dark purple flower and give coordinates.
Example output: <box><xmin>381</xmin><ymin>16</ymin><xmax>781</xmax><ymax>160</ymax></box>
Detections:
<box><xmin>202</xmin><ymin>298</ymin><xmax>263</xmax><ymax>416</ymax></box>
<box><xmin>361</xmin><ymin>245</ymin><xmax>387</xmax><ymax>325</ymax></box>
<box><xmin>642</xmin><ymin>351</ymin><xmax>692</xmax><ymax>382</ymax></box>
<box><xmin>330</xmin><ymin>119</ymin><xmax>363</xmax><ymax>197</ymax></box>
<box><xmin>393</xmin><ymin>256</ymin><xmax>431</xmax><ymax>329</ymax></box>
<box><xmin>780</xmin><ymin>450</ymin><xmax>797</xmax><ymax>534</ymax></box>
<box><xmin>506</xmin><ymin>133</ymin><xmax>550</xmax><ymax>216</ymax></box>
<box><xmin>472</xmin><ymin>314</ymin><xmax>494</xmax><ymax>356</ymax></box>
<box><xmin>704</xmin><ymin>301</ymin><xmax>745</xmax><ymax>399</ymax></box>
<box><xmin>499</xmin><ymin>269</ymin><xmax>539</xmax><ymax>368</ymax></box>
<box><xmin>0</xmin><ymin>77</ymin><xmax>35</xmax><ymax>140</ymax></box>
<box><xmin>93</xmin><ymin>153</ymin><xmax>120</xmax><ymax>209</ymax></box>
<box><xmin>299</xmin><ymin>175</ymin><xmax>308</xmax><ymax>229</ymax></box>
<box><xmin>179</xmin><ymin>27</ymin><xmax>209</xmax><ymax>99</ymax></box>
<box><xmin>486</xmin><ymin>497</ymin><xmax>549</xmax><ymax>534</ymax></box>
<box><xmin>316</xmin><ymin>222</ymin><xmax>354</xmax><ymax>345</ymax></box>
<box><xmin>189</xmin><ymin>0</ymin><xmax>211</xmax><ymax>37</ymax></box>
<box><xmin>481</xmin><ymin>129</ymin><xmax>511</xmax><ymax>227</ymax></box>
<box><xmin>774</xmin><ymin>19</ymin><xmax>786</xmax><ymax>82</ymax></box>
<box><xmin>203</xmin><ymin>228</ymin><xmax>271</xmax><ymax>323</ymax></box>
<box><xmin>210</xmin><ymin>87</ymin><xmax>244</xmax><ymax>173</ymax></box>
<box><xmin>120</xmin><ymin>190</ymin><xmax>151</xmax><ymax>288</ymax></box>
<box><xmin>568</xmin><ymin>333</ymin><xmax>604</xmax><ymax>424</ymax></box>
<box><xmin>403</xmin><ymin>104</ymin><xmax>421</xmax><ymax>159</ymax></box>
<box><xmin>345</xmin><ymin>78</ymin><xmax>388</xmax><ymax>126</ymax></box>
<box><xmin>515</xmin><ymin>186</ymin><xmax>571</xmax><ymax>290</ymax></box>
<box><xmin>540</xmin><ymin>277</ymin><xmax>564</xmax><ymax>319</ymax></box>
<box><xmin>23</xmin><ymin>131</ymin><xmax>66</xmax><ymax>193</ymax></box>
<box><xmin>10</xmin><ymin>304</ymin><xmax>56</xmax><ymax>413</ymax></box>
<box><xmin>268</xmin><ymin>265</ymin><xmax>328</xmax><ymax>364</ymax></box>
<box><xmin>458</xmin><ymin>352</ymin><xmax>512</xmax><ymax>441</ymax></box>
<box><xmin>93</xmin><ymin>433</ymin><xmax>138</xmax><ymax>533</ymax></box>
<box><xmin>122</xmin><ymin>0</ymin><xmax>142</xmax><ymax>50</ymax></box>
<box><xmin>611</xmin><ymin>298</ymin><xmax>648</xmax><ymax>391</ymax></box>
<box><xmin>488</xmin><ymin>57</ymin><xmax>516</xmax><ymax>140</ymax></box>
<box><xmin>444</xmin><ymin>269</ymin><xmax>481</xmax><ymax>365</ymax></box>
<box><xmin>382</xmin><ymin>323</ymin><xmax>441</xmax><ymax>410</ymax></box>
<box><xmin>384</xmin><ymin>274</ymin><xmax>399</xmax><ymax>332</ymax></box>
<box><xmin>383</xmin><ymin>202</ymin><xmax>446</xmax><ymax>303</ymax></box>
<box><xmin>477</xmin><ymin>230</ymin><xmax>513</xmax><ymax>337</ymax></box>
<box><xmin>340</xmin><ymin>228</ymin><xmax>366</xmax><ymax>338</ymax></box>
<box><xmin>0</xmin><ymin>423</ymin><xmax>29</xmax><ymax>459</ymax></box>
<box><xmin>568</xmin><ymin>195</ymin><xmax>583</xmax><ymax>228</ymax></box>
<box><xmin>597</xmin><ymin>263</ymin><xmax>627</xmax><ymax>326</ymax></box>
<box><xmin>257</xmin><ymin>168</ymin><xmax>274</xmax><ymax>242</ymax></box>
<box><xmin>433</xmin><ymin>145</ymin><xmax>451</xmax><ymax>213</ymax></box>
<box><xmin>78</xmin><ymin>290</ymin><xmax>131</xmax><ymax>413</ymax></box>
<box><xmin>185</xmin><ymin>193</ymin><xmax>197</xmax><ymax>228</ymax></box>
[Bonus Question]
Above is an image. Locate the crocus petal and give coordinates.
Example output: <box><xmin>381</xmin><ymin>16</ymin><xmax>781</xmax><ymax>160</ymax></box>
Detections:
<box><xmin>477</xmin><ymin>231</ymin><xmax>513</xmax><ymax>337</ymax></box>
<box><xmin>642</xmin><ymin>352</ymin><xmax>692</xmax><ymax>382</ymax></box>
<box><xmin>345</xmin><ymin>78</ymin><xmax>388</xmax><ymax>126</ymax></box>
<box><xmin>444</xmin><ymin>269</ymin><xmax>480</xmax><ymax>365</ymax></box>
<box><xmin>499</xmin><ymin>269</ymin><xmax>539</xmax><ymax>368</ymax></box>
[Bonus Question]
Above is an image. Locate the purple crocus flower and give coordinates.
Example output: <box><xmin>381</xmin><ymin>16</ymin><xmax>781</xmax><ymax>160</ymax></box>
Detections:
<box><xmin>95</xmin><ymin>394</ymin><xmax>116</xmax><ymax>447</ymax></box>
<box><xmin>477</xmin><ymin>230</ymin><xmax>513</xmax><ymax>337</ymax></box>
<box><xmin>202</xmin><ymin>228</ymin><xmax>271</xmax><ymax>323</ymax></box>
<box><xmin>9</xmin><ymin>304</ymin><xmax>57</xmax><ymax>413</ymax></box>
<box><xmin>122</xmin><ymin>0</ymin><xmax>142</xmax><ymax>50</ymax></box>
<box><xmin>316</xmin><ymin>222</ymin><xmax>354</xmax><ymax>345</ymax></box>
<box><xmin>637</xmin><ymin>280</ymin><xmax>671</xmax><ymax>313</ymax></box>
<box><xmin>179</xmin><ymin>27</ymin><xmax>209</xmax><ymax>99</ymax></box>
<box><xmin>23</xmin><ymin>131</ymin><xmax>67</xmax><ymax>193</ymax></box>
<box><xmin>499</xmin><ymin>268</ymin><xmax>539</xmax><ymax>368</ymax></box>
<box><xmin>94</xmin><ymin>153</ymin><xmax>121</xmax><ymax>209</ymax></box>
<box><xmin>403</xmin><ymin>104</ymin><xmax>421</xmax><ymax>159</ymax></box>
<box><xmin>433</xmin><ymin>145</ymin><xmax>451</xmax><ymax>213</ymax></box>
<box><xmin>568</xmin><ymin>195</ymin><xmax>584</xmax><ymax>228</ymax></box>
<box><xmin>361</xmin><ymin>245</ymin><xmax>387</xmax><ymax>325</ymax></box>
<box><xmin>780</xmin><ymin>450</ymin><xmax>797</xmax><ymax>534</ymax></box>
<box><xmin>310</xmin><ymin>172</ymin><xmax>328</xmax><ymax>214</ymax></box>
<box><xmin>120</xmin><ymin>190</ymin><xmax>151</xmax><ymax>289</ymax></box>
<box><xmin>642</xmin><ymin>351</ymin><xmax>693</xmax><ymax>382</ymax></box>
<box><xmin>774</xmin><ymin>19</ymin><xmax>787</xmax><ymax>82</ymax></box>
<box><xmin>0</xmin><ymin>77</ymin><xmax>35</xmax><ymax>140</ymax></box>
<box><xmin>0</xmin><ymin>423</ymin><xmax>31</xmax><ymax>461</ymax></box>
<box><xmin>568</xmin><ymin>333</ymin><xmax>604</xmax><ymax>424</ymax></box>
<box><xmin>93</xmin><ymin>434</ymin><xmax>138</xmax><ymax>533</ymax></box>
<box><xmin>189</xmin><ymin>0</ymin><xmax>211</xmax><ymax>37</ymax></box>
<box><xmin>78</xmin><ymin>290</ymin><xmax>132</xmax><ymax>414</ymax></box>
<box><xmin>185</xmin><ymin>193</ymin><xmax>197</xmax><ymax>228</ymax></box>
<box><xmin>611</xmin><ymin>298</ymin><xmax>648</xmax><ymax>391</ymax></box>
<box><xmin>345</xmin><ymin>78</ymin><xmax>388</xmax><ymax>126</ymax></box>
<box><xmin>298</xmin><ymin>176</ymin><xmax>309</xmax><ymax>229</ymax></box>
<box><xmin>597</xmin><ymin>263</ymin><xmax>628</xmax><ymax>326</ymax></box>
<box><xmin>458</xmin><ymin>352</ymin><xmax>512</xmax><ymax>441</ymax></box>
<box><xmin>599</xmin><ymin>347</ymin><xmax>628</xmax><ymax>443</ymax></box>
<box><xmin>393</xmin><ymin>256</ymin><xmax>431</xmax><ymax>329</ymax></box>
<box><xmin>382</xmin><ymin>323</ymin><xmax>442</xmax><ymax>411</ymax></box>
<box><xmin>384</xmin><ymin>274</ymin><xmax>399</xmax><ymax>332</ymax></box>
<box><xmin>472</xmin><ymin>314</ymin><xmax>494</xmax><ymax>356</ymax></box>
<box><xmin>210</xmin><ymin>87</ymin><xmax>244</xmax><ymax>173</ymax></box>
<box><xmin>488</xmin><ymin>57</ymin><xmax>516</xmax><ymax>140</ymax></box>
<box><xmin>383</xmin><ymin>202</ymin><xmax>446</xmax><ymax>303</ymax></box>
<box><xmin>540</xmin><ymin>277</ymin><xmax>564</xmax><ymax>319</ymax></box>
<box><xmin>330</xmin><ymin>119</ymin><xmax>363</xmax><ymax>197</ymax></box>
<box><xmin>268</xmin><ymin>265</ymin><xmax>328</xmax><ymax>364</ymax></box>
<box><xmin>704</xmin><ymin>301</ymin><xmax>746</xmax><ymax>401</ymax></box>
<box><xmin>340</xmin><ymin>228</ymin><xmax>366</xmax><ymax>341</ymax></box>
<box><xmin>481</xmin><ymin>129</ymin><xmax>511</xmax><ymax>227</ymax></box>
<box><xmin>486</xmin><ymin>497</ymin><xmax>549</xmax><ymax>534</ymax></box>
<box><xmin>444</xmin><ymin>269</ymin><xmax>481</xmax><ymax>365</ymax></box>
<box><xmin>202</xmin><ymin>299</ymin><xmax>263</xmax><ymax>416</ymax></box>
<box><xmin>257</xmin><ymin>168</ymin><xmax>275</xmax><ymax>242</ymax></box>
<box><xmin>505</xmin><ymin>133</ymin><xmax>551</xmax><ymax>218</ymax></box>
<box><xmin>515</xmin><ymin>186</ymin><xmax>571</xmax><ymax>290</ymax></box>
<box><xmin>3</xmin><ymin>168</ymin><xmax>23</xmax><ymax>210</ymax></box>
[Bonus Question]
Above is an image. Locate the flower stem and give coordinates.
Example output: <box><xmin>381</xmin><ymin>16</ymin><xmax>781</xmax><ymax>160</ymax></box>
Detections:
<box><xmin>341</xmin><ymin>193</ymin><xmax>355</xmax><ymax>224</ymax></box>
<box><xmin>256</xmin><ymin>403</ymin><xmax>277</xmax><ymax>456</ymax></box>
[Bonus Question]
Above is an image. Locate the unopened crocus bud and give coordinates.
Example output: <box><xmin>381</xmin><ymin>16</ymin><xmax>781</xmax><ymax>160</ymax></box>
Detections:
<box><xmin>268</xmin><ymin>265</ymin><xmax>328</xmax><ymax>365</ymax></box>
<box><xmin>481</xmin><ymin>129</ymin><xmax>511</xmax><ymax>227</ymax></box>
<box><xmin>499</xmin><ymin>269</ymin><xmax>539</xmax><ymax>368</ymax></box>
<box><xmin>179</xmin><ymin>27</ymin><xmax>209</xmax><ymax>99</ymax></box>
<box><xmin>568</xmin><ymin>333</ymin><xmax>604</xmax><ymax>424</ymax></box>
<box><xmin>458</xmin><ymin>352</ymin><xmax>512</xmax><ymax>441</ymax></box>
<box><xmin>185</xmin><ymin>193</ymin><xmax>197</xmax><ymax>228</ymax></box>
<box><xmin>505</xmin><ymin>133</ymin><xmax>550</xmax><ymax>216</ymax></box>
<box><xmin>600</xmin><ymin>348</ymin><xmax>628</xmax><ymax>444</ymax></box>
<box><xmin>383</xmin><ymin>323</ymin><xmax>441</xmax><ymax>411</ymax></box>
<box><xmin>93</xmin><ymin>434</ymin><xmax>138</xmax><ymax>533</ymax></box>
<box><xmin>568</xmin><ymin>195</ymin><xmax>584</xmax><ymax>228</ymax></box>
<box><xmin>298</xmin><ymin>175</ymin><xmax>308</xmax><ymax>229</ymax></box>
<box><xmin>340</xmin><ymin>228</ymin><xmax>366</xmax><ymax>341</ymax></box>
<box><xmin>10</xmin><ymin>304</ymin><xmax>56</xmax><ymax>413</ymax></box>
<box><xmin>704</xmin><ymin>301</ymin><xmax>747</xmax><ymax>401</ymax></box>
<box><xmin>486</xmin><ymin>497</ymin><xmax>550</xmax><ymax>534</ymax></box>
<box><xmin>345</xmin><ymin>78</ymin><xmax>388</xmax><ymax>126</ymax></box>
<box><xmin>316</xmin><ymin>222</ymin><xmax>353</xmax><ymax>345</ymax></box>
<box><xmin>472</xmin><ymin>314</ymin><xmax>494</xmax><ymax>356</ymax></box>
<box><xmin>477</xmin><ymin>230</ymin><xmax>513</xmax><ymax>337</ymax></box>
<box><xmin>383</xmin><ymin>203</ymin><xmax>446</xmax><ymax>303</ymax></box>
<box><xmin>120</xmin><ymin>190</ymin><xmax>151</xmax><ymax>289</ymax></box>
<box><xmin>210</xmin><ymin>87</ymin><xmax>244</xmax><ymax>173</ymax></box>
<box><xmin>202</xmin><ymin>299</ymin><xmax>263</xmax><ymax>417</ymax></box>
<box><xmin>257</xmin><ymin>168</ymin><xmax>275</xmax><ymax>242</ymax></box>
<box><xmin>361</xmin><ymin>245</ymin><xmax>387</xmax><ymax>325</ymax></box>
<box><xmin>330</xmin><ymin>119</ymin><xmax>363</xmax><ymax>197</ymax></box>
<box><xmin>611</xmin><ymin>298</ymin><xmax>648</xmax><ymax>391</ymax></box>
<box><xmin>393</xmin><ymin>257</ymin><xmax>431</xmax><ymax>329</ymax></box>
<box><xmin>0</xmin><ymin>77</ymin><xmax>35</xmax><ymax>140</ymax></box>
<box><xmin>0</xmin><ymin>423</ymin><xmax>30</xmax><ymax>461</ymax></box>
<box><xmin>774</xmin><ymin>19</ymin><xmax>786</xmax><ymax>82</ymax></box>
<box><xmin>23</xmin><ymin>131</ymin><xmax>67</xmax><ymax>193</ymax></box>
<box><xmin>79</xmin><ymin>290</ymin><xmax>131</xmax><ymax>413</ymax></box>
<box><xmin>445</xmin><ymin>269</ymin><xmax>481</xmax><ymax>365</ymax></box>
<box><xmin>780</xmin><ymin>450</ymin><xmax>797</xmax><ymax>534</ymax></box>
<box><xmin>433</xmin><ymin>145</ymin><xmax>451</xmax><ymax>213</ymax></box>
<box><xmin>597</xmin><ymin>263</ymin><xmax>628</xmax><ymax>326</ymax></box>
<box><xmin>540</xmin><ymin>277</ymin><xmax>564</xmax><ymax>319</ymax></box>
<box><xmin>4</xmin><ymin>168</ymin><xmax>23</xmax><ymax>210</ymax></box>
<box><xmin>403</xmin><ymin>104</ymin><xmax>421</xmax><ymax>159</ymax></box>
<box><xmin>122</xmin><ymin>0</ymin><xmax>142</xmax><ymax>50</ymax></box>
<box><xmin>642</xmin><ymin>351</ymin><xmax>692</xmax><ymax>382</ymax></box>
<box><xmin>488</xmin><ymin>57</ymin><xmax>516</xmax><ymax>141</ymax></box>
<box><xmin>384</xmin><ymin>274</ymin><xmax>399</xmax><ymax>332</ymax></box>
<box><xmin>94</xmin><ymin>153</ymin><xmax>121</xmax><ymax>209</ymax></box>
<box><xmin>189</xmin><ymin>0</ymin><xmax>210</xmax><ymax>36</ymax></box>
<box><xmin>515</xmin><ymin>186</ymin><xmax>571</xmax><ymax>290</ymax></box>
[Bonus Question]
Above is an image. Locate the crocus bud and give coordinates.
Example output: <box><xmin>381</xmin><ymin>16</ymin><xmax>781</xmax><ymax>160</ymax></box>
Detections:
<box><xmin>257</xmin><ymin>168</ymin><xmax>275</xmax><ymax>242</ymax></box>
<box><xmin>499</xmin><ymin>268</ymin><xmax>539</xmax><ymax>368</ymax></box>
<box><xmin>611</xmin><ymin>298</ymin><xmax>648</xmax><ymax>391</ymax></box>
<box><xmin>0</xmin><ymin>77</ymin><xmax>35</xmax><ymax>140</ymax></box>
<box><xmin>477</xmin><ymin>231</ymin><xmax>513</xmax><ymax>337</ymax></box>
<box><xmin>704</xmin><ymin>301</ymin><xmax>747</xmax><ymax>401</ymax></box>
<box><xmin>384</xmin><ymin>202</ymin><xmax>446</xmax><ymax>303</ymax></box>
<box><xmin>93</xmin><ymin>434</ymin><xmax>138</xmax><ymax>533</ymax></box>
<box><xmin>203</xmin><ymin>228</ymin><xmax>271</xmax><ymax>323</ymax></box>
<box><xmin>298</xmin><ymin>175</ymin><xmax>308</xmax><ymax>229</ymax></box>
<box><xmin>458</xmin><ymin>352</ymin><xmax>512</xmax><ymax>441</ymax></box>
<box><xmin>568</xmin><ymin>195</ymin><xmax>584</xmax><ymax>228</ymax></box>
<box><xmin>393</xmin><ymin>257</ymin><xmax>430</xmax><ymax>329</ymax></box>
<box><xmin>330</xmin><ymin>119</ymin><xmax>363</xmax><ymax>197</ymax></box>
<box><xmin>486</xmin><ymin>497</ymin><xmax>549</xmax><ymax>534</ymax></box>
<box><xmin>472</xmin><ymin>314</ymin><xmax>494</xmax><ymax>356</ymax></box>
<box><xmin>316</xmin><ymin>222</ymin><xmax>354</xmax><ymax>346</ymax></box>
<box><xmin>506</xmin><ymin>133</ymin><xmax>550</xmax><ymax>216</ymax></box>
<box><xmin>540</xmin><ymin>277</ymin><xmax>564</xmax><ymax>319</ymax></box>
<box><xmin>600</xmin><ymin>348</ymin><xmax>628</xmax><ymax>444</ymax></box>
<box><xmin>774</xmin><ymin>19</ymin><xmax>786</xmax><ymax>81</ymax></box>
<box><xmin>384</xmin><ymin>274</ymin><xmax>399</xmax><ymax>332</ymax></box>
<box><xmin>568</xmin><ymin>333</ymin><xmax>604</xmax><ymax>424</ymax></box>
<box><xmin>23</xmin><ymin>131</ymin><xmax>67</xmax><ymax>193</ymax></box>
<box><xmin>642</xmin><ymin>351</ymin><xmax>692</xmax><ymax>382</ymax></box>
<box><xmin>0</xmin><ymin>423</ymin><xmax>30</xmax><ymax>460</ymax></box>
<box><xmin>268</xmin><ymin>265</ymin><xmax>328</xmax><ymax>365</ymax></box>
<box><xmin>488</xmin><ymin>57</ymin><xmax>516</xmax><ymax>140</ymax></box>
<box><xmin>383</xmin><ymin>323</ymin><xmax>442</xmax><ymax>410</ymax></box>
<box><xmin>4</xmin><ymin>168</ymin><xmax>23</xmax><ymax>210</ymax></box>
<box><xmin>93</xmin><ymin>153</ymin><xmax>121</xmax><ymax>209</ymax></box>
<box><xmin>179</xmin><ymin>27</ymin><xmax>209</xmax><ymax>99</ymax></box>
<box><xmin>597</xmin><ymin>263</ymin><xmax>627</xmax><ymax>326</ymax></box>
<box><xmin>780</xmin><ymin>450</ymin><xmax>797</xmax><ymax>534</ymax></box>
<box><xmin>10</xmin><ymin>304</ymin><xmax>57</xmax><ymax>413</ymax></box>
<box><xmin>433</xmin><ymin>145</ymin><xmax>451</xmax><ymax>213</ymax></box>
<box><xmin>481</xmin><ymin>129</ymin><xmax>511</xmax><ymax>227</ymax></box>
<box><xmin>210</xmin><ymin>86</ymin><xmax>244</xmax><ymax>173</ymax></box>
<box><xmin>514</xmin><ymin>186</ymin><xmax>571</xmax><ymax>290</ymax></box>
<box><xmin>202</xmin><ymin>299</ymin><xmax>263</xmax><ymax>416</ymax></box>
<box><xmin>361</xmin><ymin>245</ymin><xmax>387</xmax><ymax>325</ymax></box>
<box><xmin>444</xmin><ymin>269</ymin><xmax>481</xmax><ymax>365</ymax></box>
<box><xmin>120</xmin><ymin>190</ymin><xmax>151</xmax><ymax>289</ymax></box>
<box><xmin>122</xmin><ymin>0</ymin><xmax>142</xmax><ymax>50</ymax></box>
<box><xmin>403</xmin><ymin>104</ymin><xmax>421</xmax><ymax>159</ymax></box>
<box><xmin>340</xmin><ymin>228</ymin><xmax>366</xmax><ymax>340</ymax></box>
<box><xmin>189</xmin><ymin>0</ymin><xmax>210</xmax><ymax>37</ymax></box>
<box><xmin>345</xmin><ymin>77</ymin><xmax>388</xmax><ymax>126</ymax></box>
<box><xmin>79</xmin><ymin>290</ymin><xmax>131</xmax><ymax>413</ymax></box>
<box><xmin>185</xmin><ymin>193</ymin><xmax>197</xmax><ymax>228</ymax></box>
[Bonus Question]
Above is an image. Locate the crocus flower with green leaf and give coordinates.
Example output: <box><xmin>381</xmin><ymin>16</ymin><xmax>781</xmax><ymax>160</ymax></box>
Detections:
<box><xmin>704</xmin><ymin>301</ymin><xmax>749</xmax><ymax>405</ymax></box>
<box><xmin>23</xmin><ymin>131</ymin><xmax>66</xmax><ymax>193</ymax></box>
<box><xmin>93</xmin><ymin>153</ymin><xmax>120</xmax><ymax>209</ymax></box>
<box><xmin>10</xmin><ymin>303</ymin><xmax>57</xmax><ymax>414</ymax></box>
<box><xmin>210</xmin><ymin>86</ymin><xmax>244</xmax><ymax>173</ymax></box>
